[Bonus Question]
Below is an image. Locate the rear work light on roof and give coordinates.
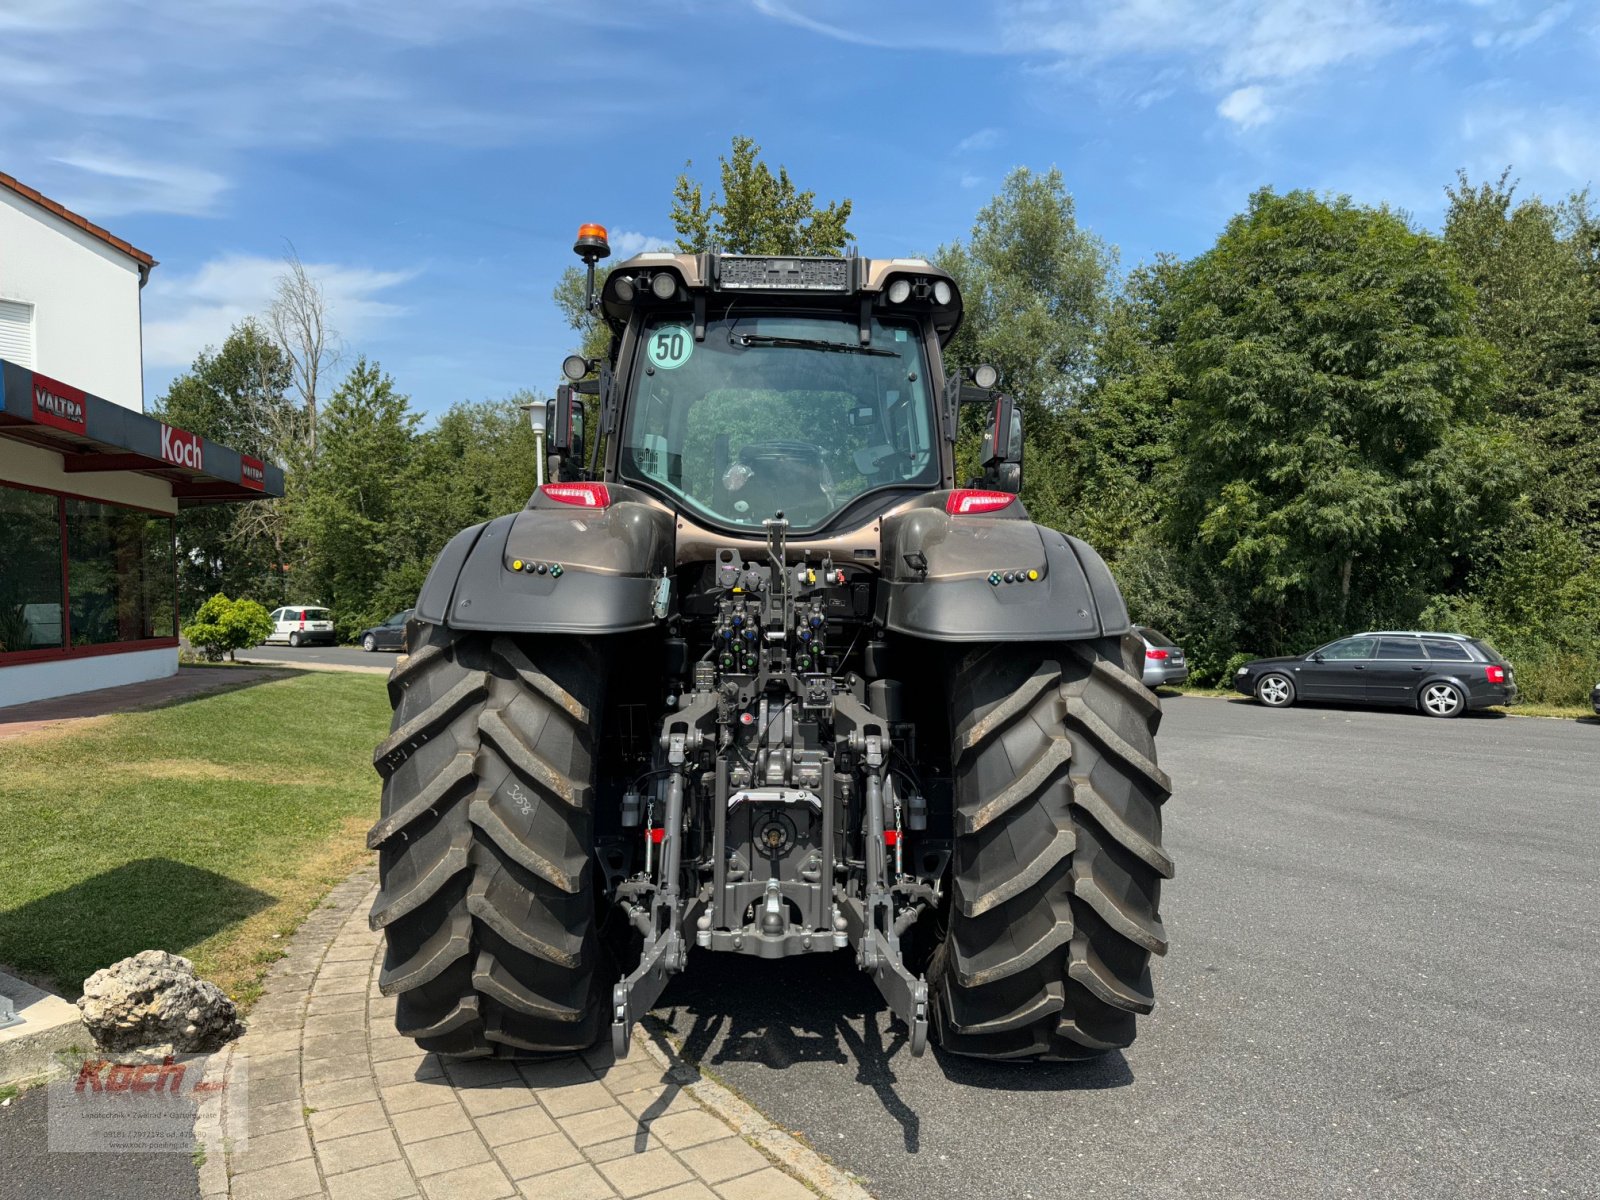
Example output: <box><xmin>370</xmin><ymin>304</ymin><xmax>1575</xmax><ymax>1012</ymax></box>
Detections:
<box><xmin>1146</xmin><ymin>648</ymin><xmax>1170</xmax><ymax>661</ymax></box>
<box><xmin>540</xmin><ymin>482</ymin><xmax>611</xmax><ymax>508</ymax></box>
<box><xmin>1485</xmin><ymin>664</ymin><xmax>1507</xmax><ymax>684</ymax></box>
<box><xmin>946</xmin><ymin>489</ymin><xmax>1015</xmax><ymax>516</ymax></box>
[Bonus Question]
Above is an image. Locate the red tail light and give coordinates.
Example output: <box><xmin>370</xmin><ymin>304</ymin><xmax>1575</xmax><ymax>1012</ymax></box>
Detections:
<box><xmin>1146</xmin><ymin>648</ymin><xmax>1169</xmax><ymax>661</ymax></box>
<box><xmin>540</xmin><ymin>482</ymin><xmax>611</xmax><ymax>508</ymax></box>
<box><xmin>883</xmin><ymin>830</ymin><xmax>899</xmax><ymax>846</ymax></box>
<box><xmin>946</xmin><ymin>489</ymin><xmax>1015</xmax><ymax>515</ymax></box>
<box><xmin>1486</xmin><ymin>664</ymin><xmax>1506</xmax><ymax>684</ymax></box>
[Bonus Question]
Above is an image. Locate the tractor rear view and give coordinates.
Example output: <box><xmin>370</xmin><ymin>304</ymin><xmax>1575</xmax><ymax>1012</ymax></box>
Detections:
<box><xmin>368</xmin><ymin>226</ymin><xmax>1173</xmax><ymax>1061</ymax></box>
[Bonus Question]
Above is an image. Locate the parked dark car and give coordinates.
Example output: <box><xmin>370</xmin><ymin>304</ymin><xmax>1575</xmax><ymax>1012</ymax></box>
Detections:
<box><xmin>1591</xmin><ymin>681</ymin><xmax>1599</xmax><ymax>716</ymax></box>
<box><xmin>358</xmin><ymin>609</ymin><xmax>413</xmax><ymax>653</ymax></box>
<box><xmin>1233</xmin><ymin>632</ymin><xmax>1517</xmax><ymax>718</ymax></box>
<box><xmin>1133</xmin><ymin>625</ymin><xmax>1189</xmax><ymax>688</ymax></box>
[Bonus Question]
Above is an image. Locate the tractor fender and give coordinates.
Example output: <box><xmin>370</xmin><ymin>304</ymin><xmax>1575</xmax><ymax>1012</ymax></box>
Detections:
<box><xmin>876</xmin><ymin>504</ymin><xmax>1130</xmax><ymax>642</ymax></box>
<box><xmin>414</xmin><ymin>490</ymin><xmax>675</xmax><ymax>635</ymax></box>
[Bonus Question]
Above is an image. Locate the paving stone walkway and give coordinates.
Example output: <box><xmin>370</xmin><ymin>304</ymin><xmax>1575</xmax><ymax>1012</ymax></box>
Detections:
<box><xmin>207</xmin><ymin>868</ymin><xmax>871</xmax><ymax>1200</ymax></box>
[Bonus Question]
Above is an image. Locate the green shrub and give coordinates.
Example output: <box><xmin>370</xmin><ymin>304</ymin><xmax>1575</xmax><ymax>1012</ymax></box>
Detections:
<box><xmin>182</xmin><ymin>594</ymin><xmax>274</xmax><ymax>662</ymax></box>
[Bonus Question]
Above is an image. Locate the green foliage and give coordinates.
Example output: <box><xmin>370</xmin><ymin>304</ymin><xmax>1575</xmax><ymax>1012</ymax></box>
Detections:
<box><xmin>937</xmin><ymin>168</ymin><xmax>1111</xmax><ymax>416</ymax></box>
<box><xmin>670</xmin><ymin>136</ymin><xmax>853</xmax><ymax>255</ymax></box>
<box><xmin>1444</xmin><ymin>171</ymin><xmax>1600</xmax><ymax>544</ymax></box>
<box><xmin>155</xmin><ymin>322</ymin><xmax>301</xmax><ymax>612</ymax></box>
<box><xmin>294</xmin><ymin>358</ymin><xmax>420</xmax><ymax>639</ymax></box>
<box><xmin>1161</xmin><ymin>188</ymin><xmax>1518</xmax><ymax>653</ymax></box>
<box><xmin>182</xmin><ymin>594</ymin><xmax>274</xmax><ymax>661</ymax></box>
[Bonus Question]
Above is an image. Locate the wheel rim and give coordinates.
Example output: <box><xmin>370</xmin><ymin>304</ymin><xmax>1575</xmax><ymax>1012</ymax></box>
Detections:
<box><xmin>364</xmin><ymin>636</ymin><xmax>375</xmax><ymax>651</ymax></box>
<box><xmin>1259</xmin><ymin>676</ymin><xmax>1290</xmax><ymax>706</ymax></box>
<box><xmin>1424</xmin><ymin>685</ymin><xmax>1460</xmax><ymax>715</ymax></box>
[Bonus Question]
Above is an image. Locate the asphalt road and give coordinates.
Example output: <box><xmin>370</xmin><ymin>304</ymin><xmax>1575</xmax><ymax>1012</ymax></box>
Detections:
<box><xmin>236</xmin><ymin>644</ymin><xmax>399</xmax><ymax>670</ymax></box>
<box><xmin>653</xmin><ymin>697</ymin><xmax>1600</xmax><ymax>1200</ymax></box>
<box><xmin>0</xmin><ymin>1086</ymin><xmax>200</xmax><ymax>1200</ymax></box>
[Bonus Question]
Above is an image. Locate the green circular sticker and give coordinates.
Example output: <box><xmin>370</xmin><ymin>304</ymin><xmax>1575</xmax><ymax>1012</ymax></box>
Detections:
<box><xmin>647</xmin><ymin>325</ymin><xmax>693</xmax><ymax>370</ymax></box>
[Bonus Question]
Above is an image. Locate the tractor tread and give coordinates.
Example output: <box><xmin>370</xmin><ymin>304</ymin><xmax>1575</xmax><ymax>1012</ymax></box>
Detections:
<box><xmin>369</xmin><ymin>623</ymin><xmax>603</xmax><ymax>1059</ymax></box>
<box><xmin>931</xmin><ymin>636</ymin><xmax>1171</xmax><ymax>1061</ymax></box>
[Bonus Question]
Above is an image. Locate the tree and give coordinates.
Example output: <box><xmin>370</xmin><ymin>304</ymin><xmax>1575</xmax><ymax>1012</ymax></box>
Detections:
<box><xmin>1443</xmin><ymin>171</ymin><xmax>1600</xmax><ymax>544</ymax></box>
<box><xmin>181</xmin><ymin>594</ymin><xmax>274</xmax><ymax>661</ymax></box>
<box><xmin>295</xmin><ymin>358</ymin><xmax>419</xmax><ymax>635</ymax></box>
<box><xmin>937</xmin><ymin>168</ymin><xmax>1112</xmax><ymax>414</ymax></box>
<box><xmin>155</xmin><ymin>322</ymin><xmax>299</xmax><ymax>610</ymax></box>
<box><xmin>669</xmin><ymin>136</ymin><xmax>852</xmax><ymax>255</ymax></box>
<box><xmin>1163</xmin><ymin>189</ymin><xmax>1519</xmax><ymax>662</ymax></box>
<box><xmin>268</xmin><ymin>246</ymin><xmax>340</xmax><ymax>460</ymax></box>
<box><xmin>933</xmin><ymin>168</ymin><xmax>1114</xmax><ymax>525</ymax></box>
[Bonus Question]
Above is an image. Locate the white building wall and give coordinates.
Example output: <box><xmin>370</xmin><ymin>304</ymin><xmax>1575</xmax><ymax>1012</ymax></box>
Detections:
<box><xmin>0</xmin><ymin>438</ymin><xmax>177</xmax><ymax>514</ymax></box>
<box><xmin>0</xmin><ymin>188</ymin><xmax>145</xmax><ymax>412</ymax></box>
<box><xmin>0</xmin><ymin>647</ymin><xmax>178</xmax><ymax>708</ymax></box>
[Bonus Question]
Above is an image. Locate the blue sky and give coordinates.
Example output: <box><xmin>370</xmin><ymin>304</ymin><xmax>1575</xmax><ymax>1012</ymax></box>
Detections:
<box><xmin>3</xmin><ymin>0</ymin><xmax>1595</xmax><ymax>417</ymax></box>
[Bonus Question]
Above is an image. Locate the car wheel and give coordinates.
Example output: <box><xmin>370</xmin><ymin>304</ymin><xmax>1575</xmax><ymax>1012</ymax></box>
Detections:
<box><xmin>363</xmin><ymin>634</ymin><xmax>377</xmax><ymax>653</ymax></box>
<box><xmin>1256</xmin><ymin>673</ymin><xmax>1295</xmax><ymax>708</ymax></box>
<box><xmin>1420</xmin><ymin>682</ymin><xmax>1464</xmax><ymax>718</ymax></box>
<box><xmin>289</xmin><ymin>632</ymin><xmax>302</xmax><ymax>648</ymax></box>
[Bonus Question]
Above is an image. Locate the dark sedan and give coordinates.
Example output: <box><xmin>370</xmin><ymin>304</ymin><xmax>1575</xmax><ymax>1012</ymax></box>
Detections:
<box><xmin>1592</xmin><ymin>682</ymin><xmax>1599</xmax><ymax>716</ymax></box>
<box><xmin>1233</xmin><ymin>631</ymin><xmax>1517</xmax><ymax>718</ymax></box>
<box><xmin>358</xmin><ymin>609</ymin><xmax>413</xmax><ymax>653</ymax></box>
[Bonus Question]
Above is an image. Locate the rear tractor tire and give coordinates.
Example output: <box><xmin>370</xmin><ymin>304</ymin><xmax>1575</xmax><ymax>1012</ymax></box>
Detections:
<box><xmin>367</xmin><ymin>621</ymin><xmax>605</xmax><ymax>1058</ymax></box>
<box><xmin>930</xmin><ymin>637</ymin><xmax>1173</xmax><ymax>1061</ymax></box>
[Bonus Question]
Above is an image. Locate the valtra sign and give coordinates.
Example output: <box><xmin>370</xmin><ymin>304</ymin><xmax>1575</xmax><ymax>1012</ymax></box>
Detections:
<box><xmin>160</xmin><ymin>423</ymin><xmax>204</xmax><ymax>471</ymax></box>
<box><xmin>31</xmin><ymin>374</ymin><xmax>87</xmax><ymax>434</ymax></box>
<box><xmin>240</xmin><ymin>454</ymin><xmax>265</xmax><ymax>491</ymax></box>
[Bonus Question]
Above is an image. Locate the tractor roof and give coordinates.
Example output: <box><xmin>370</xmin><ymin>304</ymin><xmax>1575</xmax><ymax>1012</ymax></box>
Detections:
<box><xmin>599</xmin><ymin>252</ymin><xmax>963</xmax><ymax>346</ymax></box>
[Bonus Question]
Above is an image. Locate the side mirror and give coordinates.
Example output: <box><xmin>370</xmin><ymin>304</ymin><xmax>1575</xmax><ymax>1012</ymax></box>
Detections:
<box><xmin>978</xmin><ymin>393</ymin><xmax>1023</xmax><ymax>494</ymax></box>
<box><xmin>548</xmin><ymin>385</ymin><xmax>587</xmax><ymax>480</ymax></box>
<box><xmin>1312</xmin><ymin>652</ymin><xmax>1325</xmax><ymax>663</ymax></box>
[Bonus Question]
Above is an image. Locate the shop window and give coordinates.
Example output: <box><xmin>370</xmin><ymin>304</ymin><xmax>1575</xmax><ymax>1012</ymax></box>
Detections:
<box><xmin>0</xmin><ymin>485</ymin><xmax>64</xmax><ymax>653</ymax></box>
<box><xmin>65</xmin><ymin>500</ymin><xmax>176</xmax><ymax>645</ymax></box>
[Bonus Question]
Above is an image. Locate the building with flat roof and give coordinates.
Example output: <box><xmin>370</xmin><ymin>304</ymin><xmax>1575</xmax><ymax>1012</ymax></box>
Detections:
<box><xmin>0</xmin><ymin>170</ymin><xmax>283</xmax><ymax>707</ymax></box>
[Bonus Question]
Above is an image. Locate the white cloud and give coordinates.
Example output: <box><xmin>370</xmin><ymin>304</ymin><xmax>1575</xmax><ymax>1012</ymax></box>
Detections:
<box><xmin>143</xmin><ymin>254</ymin><xmax>416</xmax><ymax>369</ymax></box>
<box><xmin>1012</xmin><ymin>0</ymin><xmax>1438</xmax><ymax>89</ymax></box>
<box><xmin>611</xmin><ymin>230</ymin><xmax>674</xmax><ymax>257</ymax></box>
<box><xmin>1471</xmin><ymin>2</ymin><xmax>1573</xmax><ymax>50</ymax></box>
<box><xmin>749</xmin><ymin>2</ymin><xmax>1439</xmax><ymax>128</ymax></box>
<box><xmin>1461</xmin><ymin>106</ymin><xmax>1600</xmax><ymax>187</ymax></box>
<box><xmin>960</xmin><ymin>172</ymin><xmax>983</xmax><ymax>189</ymax></box>
<box><xmin>1217</xmin><ymin>85</ymin><xmax>1272</xmax><ymax>128</ymax></box>
<box><xmin>955</xmin><ymin>127</ymin><xmax>1002</xmax><ymax>153</ymax></box>
<box><xmin>49</xmin><ymin>148</ymin><xmax>229</xmax><ymax>217</ymax></box>
<box><xmin>0</xmin><ymin>0</ymin><xmax>644</xmax><ymax>220</ymax></box>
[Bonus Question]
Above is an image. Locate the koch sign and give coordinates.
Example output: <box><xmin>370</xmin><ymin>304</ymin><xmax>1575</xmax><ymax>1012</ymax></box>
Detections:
<box><xmin>160</xmin><ymin>424</ymin><xmax>204</xmax><ymax>471</ymax></box>
<box><xmin>32</xmin><ymin>374</ymin><xmax>87</xmax><ymax>434</ymax></box>
<box><xmin>240</xmin><ymin>454</ymin><xmax>265</xmax><ymax>491</ymax></box>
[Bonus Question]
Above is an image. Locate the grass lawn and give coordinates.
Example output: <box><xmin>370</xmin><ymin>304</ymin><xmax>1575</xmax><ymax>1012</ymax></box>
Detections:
<box><xmin>0</xmin><ymin>671</ymin><xmax>390</xmax><ymax>1007</ymax></box>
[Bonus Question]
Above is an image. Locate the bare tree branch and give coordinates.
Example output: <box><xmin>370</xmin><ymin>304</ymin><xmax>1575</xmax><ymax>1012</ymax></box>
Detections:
<box><xmin>268</xmin><ymin>243</ymin><xmax>341</xmax><ymax>459</ymax></box>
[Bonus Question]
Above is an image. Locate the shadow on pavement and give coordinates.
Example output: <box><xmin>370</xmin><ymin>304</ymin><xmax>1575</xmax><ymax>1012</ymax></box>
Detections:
<box><xmin>651</xmin><ymin>946</ymin><xmax>1133</xmax><ymax>1153</ymax></box>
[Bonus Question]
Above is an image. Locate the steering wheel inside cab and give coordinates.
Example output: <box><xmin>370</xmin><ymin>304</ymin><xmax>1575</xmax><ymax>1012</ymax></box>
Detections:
<box><xmin>720</xmin><ymin>441</ymin><xmax>833</xmax><ymax>523</ymax></box>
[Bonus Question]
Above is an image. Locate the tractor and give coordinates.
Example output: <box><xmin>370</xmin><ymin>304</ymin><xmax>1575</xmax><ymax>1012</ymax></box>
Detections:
<box><xmin>368</xmin><ymin>225</ymin><xmax>1173</xmax><ymax>1062</ymax></box>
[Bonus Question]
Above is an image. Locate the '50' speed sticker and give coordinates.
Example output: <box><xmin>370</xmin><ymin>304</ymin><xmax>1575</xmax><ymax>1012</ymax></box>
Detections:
<box><xmin>647</xmin><ymin>325</ymin><xmax>693</xmax><ymax>370</ymax></box>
